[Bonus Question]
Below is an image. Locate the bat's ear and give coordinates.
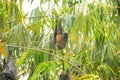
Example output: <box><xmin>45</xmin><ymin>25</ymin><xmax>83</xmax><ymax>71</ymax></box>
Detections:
<box><xmin>57</xmin><ymin>27</ymin><xmax>62</xmax><ymax>32</ymax></box>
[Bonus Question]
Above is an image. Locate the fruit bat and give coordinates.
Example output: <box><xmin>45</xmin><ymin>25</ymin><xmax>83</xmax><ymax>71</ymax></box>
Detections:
<box><xmin>60</xmin><ymin>70</ymin><xmax>69</xmax><ymax>80</ymax></box>
<box><xmin>1</xmin><ymin>50</ymin><xmax>16</xmax><ymax>80</ymax></box>
<box><xmin>54</xmin><ymin>19</ymin><xmax>68</xmax><ymax>50</ymax></box>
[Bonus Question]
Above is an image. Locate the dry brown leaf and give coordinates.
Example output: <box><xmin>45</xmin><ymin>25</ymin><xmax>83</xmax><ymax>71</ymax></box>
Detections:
<box><xmin>0</xmin><ymin>40</ymin><xmax>8</xmax><ymax>58</ymax></box>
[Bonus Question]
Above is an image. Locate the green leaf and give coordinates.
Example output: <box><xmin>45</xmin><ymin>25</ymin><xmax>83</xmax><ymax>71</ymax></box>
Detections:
<box><xmin>16</xmin><ymin>50</ymin><xmax>31</xmax><ymax>66</ymax></box>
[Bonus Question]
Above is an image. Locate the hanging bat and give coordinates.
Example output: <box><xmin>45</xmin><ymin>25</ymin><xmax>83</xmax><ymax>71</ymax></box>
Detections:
<box><xmin>2</xmin><ymin>49</ymin><xmax>16</xmax><ymax>80</ymax></box>
<box><xmin>54</xmin><ymin>19</ymin><xmax>68</xmax><ymax>50</ymax></box>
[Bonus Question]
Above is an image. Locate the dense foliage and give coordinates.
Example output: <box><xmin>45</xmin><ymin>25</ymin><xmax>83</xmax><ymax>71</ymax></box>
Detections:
<box><xmin>0</xmin><ymin>0</ymin><xmax>120</xmax><ymax>80</ymax></box>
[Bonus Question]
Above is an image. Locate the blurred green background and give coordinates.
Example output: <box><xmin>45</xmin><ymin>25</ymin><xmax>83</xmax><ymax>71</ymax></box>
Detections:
<box><xmin>0</xmin><ymin>0</ymin><xmax>120</xmax><ymax>80</ymax></box>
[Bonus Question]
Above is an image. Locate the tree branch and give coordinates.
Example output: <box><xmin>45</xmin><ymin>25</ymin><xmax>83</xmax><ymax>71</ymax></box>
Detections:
<box><xmin>4</xmin><ymin>44</ymin><xmax>86</xmax><ymax>74</ymax></box>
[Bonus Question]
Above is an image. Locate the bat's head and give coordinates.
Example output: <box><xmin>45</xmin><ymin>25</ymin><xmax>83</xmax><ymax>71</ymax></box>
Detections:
<box><xmin>57</xmin><ymin>27</ymin><xmax>62</xmax><ymax>34</ymax></box>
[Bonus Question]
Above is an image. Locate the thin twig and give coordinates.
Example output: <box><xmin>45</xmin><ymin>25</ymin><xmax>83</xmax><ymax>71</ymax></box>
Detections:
<box><xmin>26</xmin><ymin>15</ymin><xmax>53</xmax><ymax>19</ymax></box>
<box><xmin>6</xmin><ymin>15</ymin><xmax>53</xmax><ymax>24</ymax></box>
